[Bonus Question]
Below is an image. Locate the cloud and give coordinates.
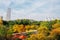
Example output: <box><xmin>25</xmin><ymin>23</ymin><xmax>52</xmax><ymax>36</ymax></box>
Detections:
<box><xmin>13</xmin><ymin>0</ymin><xmax>25</xmax><ymax>4</ymax></box>
<box><xmin>11</xmin><ymin>1</ymin><xmax>47</xmax><ymax>20</ymax></box>
<box><xmin>0</xmin><ymin>10</ymin><xmax>6</xmax><ymax>20</ymax></box>
<box><xmin>0</xmin><ymin>0</ymin><xmax>60</xmax><ymax>20</ymax></box>
<box><xmin>0</xmin><ymin>0</ymin><xmax>11</xmax><ymax>8</ymax></box>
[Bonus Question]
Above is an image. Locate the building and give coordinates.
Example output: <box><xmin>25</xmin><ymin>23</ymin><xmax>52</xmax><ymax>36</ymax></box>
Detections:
<box><xmin>6</xmin><ymin>8</ymin><xmax>11</xmax><ymax>21</ymax></box>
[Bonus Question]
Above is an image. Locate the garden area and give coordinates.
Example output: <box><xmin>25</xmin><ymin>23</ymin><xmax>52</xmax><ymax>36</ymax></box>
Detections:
<box><xmin>0</xmin><ymin>19</ymin><xmax>60</xmax><ymax>40</ymax></box>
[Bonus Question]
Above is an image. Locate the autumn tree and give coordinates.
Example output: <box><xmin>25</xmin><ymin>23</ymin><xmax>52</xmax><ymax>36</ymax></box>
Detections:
<box><xmin>38</xmin><ymin>26</ymin><xmax>49</xmax><ymax>36</ymax></box>
<box><xmin>26</xmin><ymin>33</ymin><xmax>47</xmax><ymax>40</ymax></box>
<box><xmin>52</xmin><ymin>23</ymin><xmax>60</xmax><ymax>29</ymax></box>
<box><xmin>40</xmin><ymin>21</ymin><xmax>52</xmax><ymax>30</ymax></box>
<box><xmin>0</xmin><ymin>17</ymin><xmax>3</xmax><ymax>25</ymax></box>
<box><xmin>48</xmin><ymin>28</ymin><xmax>60</xmax><ymax>40</ymax></box>
<box><xmin>13</xmin><ymin>24</ymin><xmax>26</xmax><ymax>33</ymax></box>
<box><xmin>0</xmin><ymin>25</ymin><xmax>8</xmax><ymax>40</ymax></box>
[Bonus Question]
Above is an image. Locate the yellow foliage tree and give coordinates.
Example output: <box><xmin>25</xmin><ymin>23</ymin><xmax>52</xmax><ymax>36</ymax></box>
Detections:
<box><xmin>38</xmin><ymin>26</ymin><xmax>49</xmax><ymax>36</ymax></box>
<box><xmin>13</xmin><ymin>24</ymin><xmax>25</xmax><ymax>33</ymax></box>
<box><xmin>49</xmin><ymin>28</ymin><xmax>60</xmax><ymax>40</ymax></box>
<box><xmin>0</xmin><ymin>17</ymin><xmax>3</xmax><ymax>25</ymax></box>
<box><xmin>31</xmin><ymin>25</ymin><xmax>38</xmax><ymax>30</ymax></box>
<box><xmin>25</xmin><ymin>25</ymin><xmax>31</xmax><ymax>31</ymax></box>
<box><xmin>25</xmin><ymin>25</ymin><xmax>38</xmax><ymax>32</ymax></box>
<box><xmin>50</xmin><ymin>28</ymin><xmax>60</xmax><ymax>36</ymax></box>
<box><xmin>26</xmin><ymin>33</ymin><xmax>46</xmax><ymax>40</ymax></box>
<box><xmin>52</xmin><ymin>23</ymin><xmax>60</xmax><ymax>29</ymax></box>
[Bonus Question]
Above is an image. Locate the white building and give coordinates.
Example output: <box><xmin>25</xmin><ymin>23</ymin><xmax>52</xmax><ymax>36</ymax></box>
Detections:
<box><xmin>6</xmin><ymin>8</ymin><xmax>11</xmax><ymax>21</ymax></box>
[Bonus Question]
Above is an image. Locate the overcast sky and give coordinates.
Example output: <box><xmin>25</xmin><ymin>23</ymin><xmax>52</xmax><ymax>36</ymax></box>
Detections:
<box><xmin>0</xmin><ymin>0</ymin><xmax>60</xmax><ymax>21</ymax></box>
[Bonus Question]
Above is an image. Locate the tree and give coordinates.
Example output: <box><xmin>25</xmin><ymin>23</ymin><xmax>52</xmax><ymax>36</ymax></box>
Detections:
<box><xmin>40</xmin><ymin>21</ymin><xmax>52</xmax><ymax>30</ymax></box>
<box><xmin>0</xmin><ymin>25</ymin><xmax>8</xmax><ymax>40</ymax></box>
<box><xmin>0</xmin><ymin>18</ymin><xmax>3</xmax><ymax>25</ymax></box>
<box><xmin>26</xmin><ymin>34</ymin><xmax>47</xmax><ymax>40</ymax></box>
<box><xmin>13</xmin><ymin>24</ymin><xmax>25</xmax><ymax>33</ymax></box>
<box><xmin>52</xmin><ymin>23</ymin><xmax>60</xmax><ymax>29</ymax></box>
<box><xmin>38</xmin><ymin>26</ymin><xmax>49</xmax><ymax>36</ymax></box>
<box><xmin>49</xmin><ymin>28</ymin><xmax>60</xmax><ymax>40</ymax></box>
<box><xmin>32</xmin><ymin>21</ymin><xmax>41</xmax><ymax>25</ymax></box>
<box><xmin>20</xmin><ymin>19</ymin><xmax>32</xmax><ymax>32</ymax></box>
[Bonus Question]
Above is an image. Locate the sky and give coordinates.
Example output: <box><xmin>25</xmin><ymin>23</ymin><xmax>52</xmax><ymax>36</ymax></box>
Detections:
<box><xmin>0</xmin><ymin>0</ymin><xmax>60</xmax><ymax>21</ymax></box>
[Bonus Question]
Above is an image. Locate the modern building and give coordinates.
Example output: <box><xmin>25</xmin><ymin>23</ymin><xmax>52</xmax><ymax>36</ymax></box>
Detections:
<box><xmin>6</xmin><ymin>8</ymin><xmax>11</xmax><ymax>21</ymax></box>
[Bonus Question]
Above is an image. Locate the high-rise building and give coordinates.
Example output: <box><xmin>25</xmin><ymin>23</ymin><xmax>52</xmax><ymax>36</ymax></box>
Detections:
<box><xmin>6</xmin><ymin>8</ymin><xmax>11</xmax><ymax>21</ymax></box>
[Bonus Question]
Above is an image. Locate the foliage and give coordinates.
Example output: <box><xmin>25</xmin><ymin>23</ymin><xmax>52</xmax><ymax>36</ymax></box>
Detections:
<box><xmin>48</xmin><ymin>28</ymin><xmax>60</xmax><ymax>40</ymax></box>
<box><xmin>26</xmin><ymin>34</ymin><xmax>47</xmax><ymax>40</ymax></box>
<box><xmin>52</xmin><ymin>23</ymin><xmax>60</xmax><ymax>29</ymax></box>
<box><xmin>38</xmin><ymin>26</ymin><xmax>49</xmax><ymax>36</ymax></box>
<box><xmin>0</xmin><ymin>19</ymin><xmax>3</xmax><ymax>25</ymax></box>
<box><xmin>0</xmin><ymin>25</ymin><xmax>7</xmax><ymax>37</ymax></box>
<box><xmin>13</xmin><ymin>24</ymin><xmax>25</xmax><ymax>33</ymax></box>
<box><xmin>0</xmin><ymin>19</ymin><xmax>60</xmax><ymax>40</ymax></box>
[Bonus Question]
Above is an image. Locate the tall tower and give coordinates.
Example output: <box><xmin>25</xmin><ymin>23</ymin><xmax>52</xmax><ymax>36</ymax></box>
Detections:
<box><xmin>6</xmin><ymin>8</ymin><xmax>11</xmax><ymax>21</ymax></box>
